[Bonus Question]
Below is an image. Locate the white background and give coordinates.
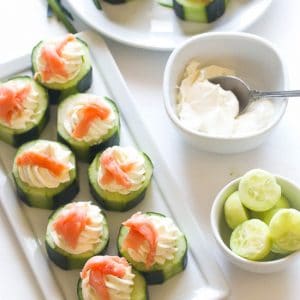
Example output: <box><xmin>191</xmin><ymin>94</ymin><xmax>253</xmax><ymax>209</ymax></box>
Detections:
<box><xmin>1</xmin><ymin>0</ymin><xmax>300</xmax><ymax>299</ymax></box>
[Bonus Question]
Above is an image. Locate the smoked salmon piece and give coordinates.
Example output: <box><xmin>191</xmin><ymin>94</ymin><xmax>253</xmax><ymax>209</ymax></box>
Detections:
<box><xmin>0</xmin><ymin>84</ymin><xmax>31</xmax><ymax>124</ymax></box>
<box><xmin>72</xmin><ymin>104</ymin><xmax>110</xmax><ymax>139</ymax></box>
<box><xmin>100</xmin><ymin>150</ymin><xmax>133</xmax><ymax>189</ymax></box>
<box><xmin>122</xmin><ymin>212</ymin><xmax>157</xmax><ymax>268</ymax></box>
<box><xmin>81</xmin><ymin>256</ymin><xmax>128</xmax><ymax>300</ymax></box>
<box><xmin>16</xmin><ymin>151</ymin><xmax>67</xmax><ymax>176</ymax></box>
<box><xmin>38</xmin><ymin>34</ymin><xmax>76</xmax><ymax>82</ymax></box>
<box><xmin>53</xmin><ymin>205</ymin><xmax>89</xmax><ymax>249</ymax></box>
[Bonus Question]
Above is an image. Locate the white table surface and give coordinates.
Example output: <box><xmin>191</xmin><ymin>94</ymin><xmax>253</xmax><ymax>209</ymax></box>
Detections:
<box><xmin>1</xmin><ymin>0</ymin><xmax>300</xmax><ymax>299</ymax></box>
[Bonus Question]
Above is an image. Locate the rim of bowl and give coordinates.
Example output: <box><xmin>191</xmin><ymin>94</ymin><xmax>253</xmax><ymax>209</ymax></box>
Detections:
<box><xmin>210</xmin><ymin>175</ymin><xmax>300</xmax><ymax>267</ymax></box>
<box><xmin>163</xmin><ymin>32</ymin><xmax>288</xmax><ymax>141</ymax></box>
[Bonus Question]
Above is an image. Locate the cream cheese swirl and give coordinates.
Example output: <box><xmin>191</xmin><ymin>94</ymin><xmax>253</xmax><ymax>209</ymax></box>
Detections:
<box><xmin>37</xmin><ymin>36</ymin><xmax>84</xmax><ymax>84</ymax></box>
<box><xmin>0</xmin><ymin>79</ymin><xmax>40</xmax><ymax>130</ymax></box>
<box><xmin>63</xmin><ymin>95</ymin><xmax>116</xmax><ymax>143</ymax></box>
<box><xmin>82</xmin><ymin>265</ymin><xmax>135</xmax><ymax>300</ymax></box>
<box><xmin>127</xmin><ymin>214</ymin><xmax>181</xmax><ymax>266</ymax></box>
<box><xmin>49</xmin><ymin>202</ymin><xmax>104</xmax><ymax>255</ymax></box>
<box><xmin>17</xmin><ymin>141</ymin><xmax>74</xmax><ymax>188</ymax></box>
<box><xmin>98</xmin><ymin>146</ymin><xmax>146</xmax><ymax>195</ymax></box>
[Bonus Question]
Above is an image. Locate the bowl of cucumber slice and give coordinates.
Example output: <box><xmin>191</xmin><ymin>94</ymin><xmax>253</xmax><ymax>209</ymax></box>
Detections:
<box><xmin>211</xmin><ymin>169</ymin><xmax>300</xmax><ymax>273</ymax></box>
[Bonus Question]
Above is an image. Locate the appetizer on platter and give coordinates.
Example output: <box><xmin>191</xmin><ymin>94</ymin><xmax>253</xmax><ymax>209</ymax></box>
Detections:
<box><xmin>0</xmin><ymin>76</ymin><xmax>49</xmax><ymax>147</ymax></box>
<box><xmin>89</xmin><ymin>146</ymin><xmax>153</xmax><ymax>211</ymax></box>
<box><xmin>46</xmin><ymin>201</ymin><xmax>109</xmax><ymax>269</ymax></box>
<box><xmin>12</xmin><ymin>139</ymin><xmax>79</xmax><ymax>209</ymax></box>
<box><xmin>32</xmin><ymin>34</ymin><xmax>92</xmax><ymax>104</ymax></box>
<box><xmin>57</xmin><ymin>93</ymin><xmax>120</xmax><ymax>162</ymax></box>
<box><xmin>117</xmin><ymin>212</ymin><xmax>187</xmax><ymax>284</ymax></box>
<box><xmin>77</xmin><ymin>255</ymin><xmax>148</xmax><ymax>300</ymax></box>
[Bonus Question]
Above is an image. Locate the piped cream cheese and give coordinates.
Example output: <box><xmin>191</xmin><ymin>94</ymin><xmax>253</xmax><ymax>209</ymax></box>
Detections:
<box><xmin>126</xmin><ymin>214</ymin><xmax>181</xmax><ymax>266</ymax></box>
<box><xmin>82</xmin><ymin>264</ymin><xmax>135</xmax><ymax>300</ymax></box>
<box><xmin>17</xmin><ymin>141</ymin><xmax>74</xmax><ymax>188</ymax></box>
<box><xmin>177</xmin><ymin>61</ymin><xmax>275</xmax><ymax>137</ymax></box>
<box><xmin>49</xmin><ymin>202</ymin><xmax>104</xmax><ymax>255</ymax></box>
<box><xmin>97</xmin><ymin>146</ymin><xmax>146</xmax><ymax>195</ymax></box>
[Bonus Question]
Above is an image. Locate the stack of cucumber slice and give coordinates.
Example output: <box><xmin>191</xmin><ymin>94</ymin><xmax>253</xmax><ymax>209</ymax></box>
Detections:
<box><xmin>224</xmin><ymin>169</ymin><xmax>300</xmax><ymax>260</ymax></box>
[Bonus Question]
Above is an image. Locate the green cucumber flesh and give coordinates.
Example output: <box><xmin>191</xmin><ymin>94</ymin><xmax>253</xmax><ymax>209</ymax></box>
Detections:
<box><xmin>173</xmin><ymin>0</ymin><xmax>227</xmax><ymax>23</ymax></box>
<box><xmin>12</xmin><ymin>140</ymin><xmax>79</xmax><ymax>209</ymax></box>
<box><xmin>31</xmin><ymin>37</ymin><xmax>92</xmax><ymax>104</ymax></box>
<box><xmin>57</xmin><ymin>95</ymin><xmax>120</xmax><ymax>163</ymax></box>
<box><xmin>45</xmin><ymin>204</ymin><xmax>109</xmax><ymax>269</ymax></box>
<box><xmin>0</xmin><ymin>76</ymin><xmax>49</xmax><ymax>147</ymax></box>
<box><xmin>117</xmin><ymin>212</ymin><xmax>188</xmax><ymax>284</ymax></box>
<box><xmin>89</xmin><ymin>152</ymin><xmax>153</xmax><ymax>212</ymax></box>
<box><xmin>77</xmin><ymin>268</ymin><xmax>148</xmax><ymax>300</ymax></box>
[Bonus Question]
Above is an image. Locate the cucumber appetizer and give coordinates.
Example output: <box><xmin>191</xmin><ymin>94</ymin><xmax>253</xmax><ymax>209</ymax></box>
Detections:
<box><xmin>32</xmin><ymin>34</ymin><xmax>92</xmax><ymax>104</ymax></box>
<box><xmin>57</xmin><ymin>94</ymin><xmax>120</xmax><ymax>163</ymax></box>
<box><xmin>224</xmin><ymin>169</ymin><xmax>300</xmax><ymax>261</ymax></box>
<box><xmin>117</xmin><ymin>212</ymin><xmax>187</xmax><ymax>284</ymax></box>
<box><xmin>89</xmin><ymin>146</ymin><xmax>153</xmax><ymax>211</ymax></box>
<box><xmin>77</xmin><ymin>256</ymin><xmax>148</xmax><ymax>300</ymax></box>
<box><xmin>12</xmin><ymin>139</ymin><xmax>79</xmax><ymax>209</ymax></box>
<box><xmin>173</xmin><ymin>0</ymin><xmax>229</xmax><ymax>23</ymax></box>
<box><xmin>0</xmin><ymin>76</ymin><xmax>49</xmax><ymax>147</ymax></box>
<box><xmin>46</xmin><ymin>201</ymin><xmax>109</xmax><ymax>269</ymax></box>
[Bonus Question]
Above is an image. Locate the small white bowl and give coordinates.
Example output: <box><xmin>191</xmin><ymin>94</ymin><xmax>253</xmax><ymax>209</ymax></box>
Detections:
<box><xmin>163</xmin><ymin>32</ymin><xmax>288</xmax><ymax>154</ymax></box>
<box><xmin>210</xmin><ymin>175</ymin><xmax>300</xmax><ymax>273</ymax></box>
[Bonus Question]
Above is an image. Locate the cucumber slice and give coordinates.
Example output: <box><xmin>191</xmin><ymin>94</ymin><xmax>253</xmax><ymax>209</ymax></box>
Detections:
<box><xmin>251</xmin><ymin>196</ymin><xmax>290</xmax><ymax>224</ymax></box>
<box><xmin>117</xmin><ymin>212</ymin><xmax>187</xmax><ymax>284</ymax></box>
<box><xmin>77</xmin><ymin>268</ymin><xmax>148</xmax><ymax>300</ymax></box>
<box><xmin>269</xmin><ymin>208</ymin><xmax>300</xmax><ymax>252</ymax></box>
<box><xmin>239</xmin><ymin>169</ymin><xmax>281</xmax><ymax>212</ymax></box>
<box><xmin>88</xmin><ymin>149</ymin><xmax>153</xmax><ymax>212</ymax></box>
<box><xmin>57</xmin><ymin>94</ymin><xmax>120</xmax><ymax>163</ymax></box>
<box><xmin>0</xmin><ymin>76</ymin><xmax>49</xmax><ymax>147</ymax></box>
<box><xmin>45</xmin><ymin>202</ymin><xmax>109</xmax><ymax>270</ymax></box>
<box><xmin>224</xmin><ymin>191</ymin><xmax>249</xmax><ymax>229</ymax></box>
<box><xmin>173</xmin><ymin>0</ymin><xmax>227</xmax><ymax>23</ymax></box>
<box><xmin>230</xmin><ymin>219</ymin><xmax>272</xmax><ymax>261</ymax></box>
<box><xmin>12</xmin><ymin>140</ymin><xmax>79</xmax><ymax>209</ymax></box>
<box><xmin>32</xmin><ymin>36</ymin><xmax>92</xmax><ymax>104</ymax></box>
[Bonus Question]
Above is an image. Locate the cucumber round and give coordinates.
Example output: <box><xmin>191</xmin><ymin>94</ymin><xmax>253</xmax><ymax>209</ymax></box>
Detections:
<box><xmin>77</xmin><ymin>268</ymin><xmax>148</xmax><ymax>300</ymax></box>
<box><xmin>88</xmin><ymin>149</ymin><xmax>153</xmax><ymax>212</ymax></box>
<box><xmin>230</xmin><ymin>219</ymin><xmax>272</xmax><ymax>261</ymax></box>
<box><xmin>117</xmin><ymin>212</ymin><xmax>187</xmax><ymax>284</ymax></box>
<box><xmin>32</xmin><ymin>36</ymin><xmax>92</xmax><ymax>104</ymax></box>
<box><xmin>12</xmin><ymin>140</ymin><xmax>79</xmax><ymax>209</ymax></box>
<box><xmin>45</xmin><ymin>202</ymin><xmax>109</xmax><ymax>270</ymax></box>
<box><xmin>0</xmin><ymin>76</ymin><xmax>49</xmax><ymax>147</ymax></box>
<box><xmin>173</xmin><ymin>0</ymin><xmax>228</xmax><ymax>23</ymax></box>
<box><xmin>57</xmin><ymin>94</ymin><xmax>120</xmax><ymax>163</ymax></box>
<box><xmin>239</xmin><ymin>169</ymin><xmax>281</xmax><ymax>212</ymax></box>
<box><xmin>224</xmin><ymin>191</ymin><xmax>249</xmax><ymax>229</ymax></box>
<box><xmin>269</xmin><ymin>208</ymin><xmax>300</xmax><ymax>252</ymax></box>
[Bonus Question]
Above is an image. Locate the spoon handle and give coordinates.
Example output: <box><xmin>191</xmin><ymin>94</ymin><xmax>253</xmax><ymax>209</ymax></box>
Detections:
<box><xmin>251</xmin><ymin>90</ymin><xmax>300</xmax><ymax>98</ymax></box>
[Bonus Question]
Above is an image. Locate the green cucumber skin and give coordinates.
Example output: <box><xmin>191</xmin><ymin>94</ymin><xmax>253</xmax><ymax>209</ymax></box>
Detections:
<box><xmin>0</xmin><ymin>76</ymin><xmax>49</xmax><ymax>147</ymax></box>
<box><xmin>45</xmin><ymin>203</ymin><xmax>110</xmax><ymax>269</ymax></box>
<box><xmin>31</xmin><ymin>37</ymin><xmax>92</xmax><ymax>104</ymax></box>
<box><xmin>103</xmin><ymin>0</ymin><xmax>126</xmax><ymax>4</ymax></box>
<box><xmin>57</xmin><ymin>95</ymin><xmax>120</xmax><ymax>163</ymax></box>
<box><xmin>88</xmin><ymin>152</ymin><xmax>153</xmax><ymax>212</ymax></box>
<box><xmin>117</xmin><ymin>213</ymin><xmax>188</xmax><ymax>284</ymax></box>
<box><xmin>77</xmin><ymin>269</ymin><xmax>149</xmax><ymax>300</ymax></box>
<box><xmin>173</xmin><ymin>0</ymin><xmax>227</xmax><ymax>23</ymax></box>
<box><xmin>12</xmin><ymin>140</ymin><xmax>79</xmax><ymax>209</ymax></box>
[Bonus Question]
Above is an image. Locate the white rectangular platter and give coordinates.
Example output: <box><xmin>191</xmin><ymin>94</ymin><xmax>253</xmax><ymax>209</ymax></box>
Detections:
<box><xmin>0</xmin><ymin>31</ymin><xmax>229</xmax><ymax>300</ymax></box>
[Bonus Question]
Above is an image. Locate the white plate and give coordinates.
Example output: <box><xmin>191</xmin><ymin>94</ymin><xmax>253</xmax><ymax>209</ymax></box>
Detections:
<box><xmin>0</xmin><ymin>31</ymin><xmax>229</xmax><ymax>300</ymax></box>
<box><xmin>64</xmin><ymin>0</ymin><xmax>272</xmax><ymax>51</ymax></box>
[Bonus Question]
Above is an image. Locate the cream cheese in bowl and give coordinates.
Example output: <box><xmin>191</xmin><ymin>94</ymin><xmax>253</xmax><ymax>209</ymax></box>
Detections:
<box><xmin>177</xmin><ymin>61</ymin><xmax>275</xmax><ymax>138</ymax></box>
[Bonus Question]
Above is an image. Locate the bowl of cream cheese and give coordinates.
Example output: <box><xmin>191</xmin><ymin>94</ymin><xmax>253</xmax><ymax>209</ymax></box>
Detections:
<box><xmin>163</xmin><ymin>32</ymin><xmax>288</xmax><ymax>153</ymax></box>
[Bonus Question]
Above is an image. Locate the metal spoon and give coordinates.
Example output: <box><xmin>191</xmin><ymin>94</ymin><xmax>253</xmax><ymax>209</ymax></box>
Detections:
<box><xmin>209</xmin><ymin>75</ymin><xmax>300</xmax><ymax>115</ymax></box>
